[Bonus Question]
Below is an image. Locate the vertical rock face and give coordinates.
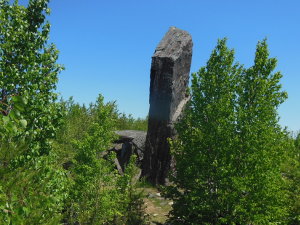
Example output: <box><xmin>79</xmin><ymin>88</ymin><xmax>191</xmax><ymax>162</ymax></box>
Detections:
<box><xmin>142</xmin><ymin>27</ymin><xmax>193</xmax><ymax>185</ymax></box>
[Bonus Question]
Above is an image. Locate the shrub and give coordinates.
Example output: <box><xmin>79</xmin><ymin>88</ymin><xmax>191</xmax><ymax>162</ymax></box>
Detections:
<box><xmin>164</xmin><ymin>39</ymin><xmax>290</xmax><ymax>224</ymax></box>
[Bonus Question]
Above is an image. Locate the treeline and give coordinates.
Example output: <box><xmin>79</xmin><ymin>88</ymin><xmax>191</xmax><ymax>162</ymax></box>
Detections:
<box><xmin>57</xmin><ymin>96</ymin><xmax>147</xmax><ymax>149</ymax></box>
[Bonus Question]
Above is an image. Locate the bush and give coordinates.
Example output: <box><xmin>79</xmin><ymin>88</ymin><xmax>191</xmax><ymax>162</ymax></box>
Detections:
<box><xmin>164</xmin><ymin>39</ymin><xmax>291</xmax><ymax>224</ymax></box>
<box><xmin>0</xmin><ymin>1</ymin><xmax>68</xmax><ymax>223</ymax></box>
<box><xmin>59</xmin><ymin>95</ymin><xmax>146</xmax><ymax>224</ymax></box>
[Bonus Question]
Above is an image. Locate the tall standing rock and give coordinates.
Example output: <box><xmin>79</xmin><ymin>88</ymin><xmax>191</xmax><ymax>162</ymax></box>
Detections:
<box><xmin>142</xmin><ymin>27</ymin><xmax>193</xmax><ymax>185</ymax></box>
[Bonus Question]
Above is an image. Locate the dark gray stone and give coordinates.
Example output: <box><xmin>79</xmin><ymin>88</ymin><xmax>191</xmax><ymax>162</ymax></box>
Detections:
<box><xmin>111</xmin><ymin>130</ymin><xmax>146</xmax><ymax>175</ymax></box>
<box><xmin>115</xmin><ymin>130</ymin><xmax>146</xmax><ymax>151</ymax></box>
<box><xmin>142</xmin><ymin>27</ymin><xmax>193</xmax><ymax>185</ymax></box>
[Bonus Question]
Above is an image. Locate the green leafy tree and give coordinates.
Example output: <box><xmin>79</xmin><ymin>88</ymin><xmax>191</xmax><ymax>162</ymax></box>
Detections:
<box><xmin>234</xmin><ymin>40</ymin><xmax>290</xmax><ymax>223</ymax></box>
<box><xmin>283</xmin><ymin>133</ymin><xmax>300</xmax><ymax>224</ymax></box>
<box><xmin>116</xmin><ymin>113</ymin><xmax>148</xmax><ymax>131</ymax></box>
<box><xmin>0</xmin><ymin>1</ymin><xmax>146</xmax><ymax>224</ymax></box>
<box><xmin>64</xmin><ymin>95</ymin><xmax>145</xmax><ymax>224</ymax></box>
<box><xmin>53</xmin><ymin>97</ymin><xmax>93</xmax><ymax>165</ymax></box>
<box><xmin>0</xmin><ymin>95</ymin><xmax>69</xmax><ymax>224</ymax></box>
<box><xmin>0</xmin><ymin>0</ymin><xmax>68</xmax><ymax>224</ymax></box>
<box><xmin>0</xmin><ymin>0</ymin><xmax>64</xmax><ymax>157</ymax></box>
<box><xmin>165</xmin><ymin>39</ymin><xmax>290</xmax><ymax>224</ymax></box>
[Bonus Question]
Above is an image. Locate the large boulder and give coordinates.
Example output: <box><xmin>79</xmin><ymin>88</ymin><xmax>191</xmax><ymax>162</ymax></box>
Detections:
<box><xmin>112</xmin><ymin>130</ymin><xmax>146</xmax><ymax>175</ymax></box>
<box><xmin>142</xmin><ymin>27</ymin><xmax>193</xmax><ymax>185</ymax></box>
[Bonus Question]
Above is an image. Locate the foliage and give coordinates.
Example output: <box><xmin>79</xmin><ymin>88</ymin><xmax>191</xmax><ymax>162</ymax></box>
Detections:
<box><xmin>0</xmin><ymin>0</ymin><xmax>64</xmax><ymax>157</ymax></box>
<box><xmin>61</xmin><ymin>95</ymin><xmax>146</xmax><ymax>224</ymax></box>
<box><xmin>0</xmin><ymin>155</ymin><xmax>69</xmax><ymax>224</ymax></box>
<box><xmin>53</xmin><ymin>97</ymin><xmax>94</xmax><ymax>165</ymax></box>
<box><xmin>1</xmin><ymin>1</ymin><xmax>298</xmax><ymax>224</ymax></box>
<box><xmin>0</xmin><ymin>0</ymin><xmax>68</xmax><ymax>224</ymax></box>
<box><xmin>0</xmin><ymin>96</ymin><xmax>69</xmax><ymax>224</ymax></box>
<box><xmin>116</xmin><ymin>113</ymin><xmax>148</xmax><ymax>131</ymax></box>
<box><xmin>65</xmin><ymin>95</ymin><xmax>118</xmax><ymax>224</ymax></box>
<box><xmin>164</xmin><ymin>39</ymin><xmax>291</xmax><ymax>224</ymax></box>
<box><xmin>55</xmin><ymin>98</ymin><xmax>147</xmax><ymax>155</ymax></box>
<box><xmin>282</xmin><ymin>133</ymin><xmax>300</xmax><ymax>224</ymax></box>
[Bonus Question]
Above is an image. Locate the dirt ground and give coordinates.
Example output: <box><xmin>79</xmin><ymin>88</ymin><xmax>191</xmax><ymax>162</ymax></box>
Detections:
<box><xmin>141</xmin><ymin>187</ymin><xmax>173</xmax><ymax>225</ymax></box>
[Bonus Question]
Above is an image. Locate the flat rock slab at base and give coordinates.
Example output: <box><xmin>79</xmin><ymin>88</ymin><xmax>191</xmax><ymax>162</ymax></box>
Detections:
<box><xmin>111</xmin><ymin>130</ymin><xmax>146</xmax><ymax>177</ymax></box>
<box><xmin>142</xmin><ymin>27</ymin><xmax>193</xmax><ymax>185</ymax></box>
<box><xmin>115</xmin><ymin>130</ymin><xmax>146</xmax><ymax>150</ymax></box>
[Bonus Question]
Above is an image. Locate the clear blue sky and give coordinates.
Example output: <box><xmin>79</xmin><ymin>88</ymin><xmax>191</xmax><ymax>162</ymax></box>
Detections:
<box><xmin>23</xmin><ymin>0</ymin><xmax>300</xmax><ymax>132</ymax></box>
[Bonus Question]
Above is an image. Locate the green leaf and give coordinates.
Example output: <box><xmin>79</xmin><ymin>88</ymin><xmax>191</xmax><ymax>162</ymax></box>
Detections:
<box><xmin>12</xmin><ymin>96</ymin><xmax>24</xmax><ymax>104</ymax></box>
<box><xmin>9</xmin><ymin>109</ymin><xmax>20</xmax><ymax>121</ymax></box>
<box><xmin>7</xmin><ymin>122</ymin><xmax>18</xmax><ymax>133</ymax></box>
<box><xmin>14</xmin><ymin>102</ymin><xmax>25</xmax><ymax>111</ymax></box>
<box><xmin>20</xmin><ymin>119</ymin><xmax>27</xmax><ymax>128</ymax></box>
<box><xmin>2</xmin><ymin>116</ymin><xmax>10</xmax><ymax>124</ymax></box>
